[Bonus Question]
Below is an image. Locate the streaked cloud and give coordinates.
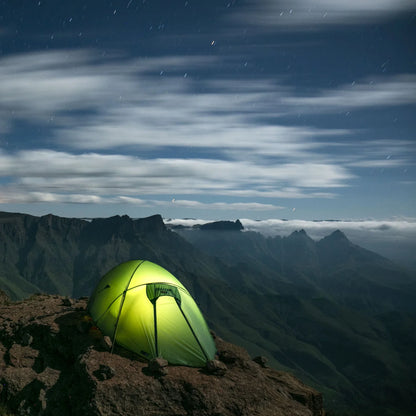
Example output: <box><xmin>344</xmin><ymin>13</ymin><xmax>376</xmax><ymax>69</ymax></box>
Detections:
<box><xmin>2</xmin><ymin>50</ymin><xmax>413</xmax><ymax>155</ymax></box>
<box><xmin>0</xmin><ymin>150</ymin><xmax>351</xmax><ymax>204</ymax></box>
<box><xmin>0</xmin><ymin>190</ymin><xmax>282</xmax><ymax>213</ymax></box>
<box><xmin>0</xmin><ymin>50</ymin><xmax>348</xmax><ymax>158</ymax></box>
<box><xmin>282</xmin><ymin>75</ymin><xmax>416</xmax><ymax>111</ymax></box>
<box><xmin>231</xmin><ymin>0</ymin><xmax>416</xmax><ymax>30</ymax></box>
<box><xmin>0</xmin><ymin>50</ymin><xmax>114</xmax><ymax>124</ymax></box>
<box><xmin>170</xmin><ymin>199</ymin><xmax>282</xmax><ymax>211</ymax></box>
<box><xmin>0</xmin><ymin>49</ymin><xmax>413</xmax><ymax>213</ymax></box>
<box><xmin>346</xmin><ymin>159</ymin><xmax>408</xmax><ymax>168</ymax></box>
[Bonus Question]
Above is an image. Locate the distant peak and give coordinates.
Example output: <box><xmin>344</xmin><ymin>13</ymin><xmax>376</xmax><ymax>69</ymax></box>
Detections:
<box><xmin>40</xmin><ymin>213</ymin><xmax>59</xmax><ymax>221</ymax></box>
<box><xmin>320</xmin><ymin>229</ymin><xmax>350</xmax><ymax>244</ymax></box>
<box><xmin>94</xmin><ymin>214</ymin><xmax>133</xmax><ymax>224</ymax></box>
<box><xmin>200</xmin><ymin>219</ymin><xmax>244</xmax><ymax>231</ymax></box>
<box><xmin>329</xmin><ymin>230</ymin><xmax>348</xmax><ymax>240</ymax></box>
<box><xmin>288</xmin><ymin>229</ymin><xmax>310</xmax><ymax>238</ymax></box>
<box><xmin>135</xmin><ymin>214</ymin><xmax>166</xmax><ymax>232</ymax></box>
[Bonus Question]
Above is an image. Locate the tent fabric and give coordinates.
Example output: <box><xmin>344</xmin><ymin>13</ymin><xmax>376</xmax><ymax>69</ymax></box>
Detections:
<box><xmin>88</xmin><ymin>260</ymin><xmax>216</xmax><ymax>367</ymax></box>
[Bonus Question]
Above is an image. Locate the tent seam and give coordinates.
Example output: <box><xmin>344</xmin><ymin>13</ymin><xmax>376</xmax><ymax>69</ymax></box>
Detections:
<box><xmin>110</xmin><ymin>260</ymin><xmax>145</xmax><ymax>353</ymax></box>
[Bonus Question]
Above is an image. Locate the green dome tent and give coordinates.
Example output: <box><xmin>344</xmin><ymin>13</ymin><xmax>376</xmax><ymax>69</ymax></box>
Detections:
<box><xmin>88</xmin><ymin>260</ymin><xmax>216</xmax><ymax>367</ymax></box>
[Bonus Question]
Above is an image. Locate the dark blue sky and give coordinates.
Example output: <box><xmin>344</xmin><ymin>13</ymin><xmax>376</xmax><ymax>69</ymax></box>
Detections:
<box><xmin>0</xmin><ymin>0</ymin><xmax>415</xmax><ymax>222</ymax></box>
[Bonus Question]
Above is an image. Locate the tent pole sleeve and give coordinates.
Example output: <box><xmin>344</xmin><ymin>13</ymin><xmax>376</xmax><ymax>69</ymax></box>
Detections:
<box><xmin>153</xmin><ymin>300</ymin><xmax>159</xmax><ymax>357</ymax></box>
<box><xmin>110</xmin><ymin>260</ymin><xmax>145</xmax><ymax>353</ymax></box>
<box><xmin>111</xmin><ymin>290</ymin><xmax>126</xmax><ymax>354</ymax></box>
<box><xmin>177</xmin><ymin>301</ymin><xmax>209</xmax><ymax>362</ymax></box>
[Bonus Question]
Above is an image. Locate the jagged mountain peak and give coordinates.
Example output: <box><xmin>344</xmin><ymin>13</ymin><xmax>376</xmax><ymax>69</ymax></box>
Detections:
<box><xmin>91</xmin><ymin>214</ymin><xmax>132</xmax><ymax>224</ymax></box>
<box><xmin>316</xmin><ymin>230</ymin><xmax>353</xmax><ymax>252</ymax></box>
<box><xmin>287</xmin><ymin>229</ymin><xmax>311</xmax><ymax>239</ymax></box>
<box><xmin>322</xmin><ymin>229</ymin><xmax>349</xmax><ymax>242</ymax></box>
<box><xmin>87</xmin><ymin>214</ymin><xmax>167</xmax><ymax>238</ymax></box>
<box><xmin>285</xmin><ymin>229</ymin><xmax>316</xmax><ymax>248</ymax></box>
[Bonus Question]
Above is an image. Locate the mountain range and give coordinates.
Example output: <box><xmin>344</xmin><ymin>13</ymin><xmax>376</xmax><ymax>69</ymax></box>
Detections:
<box><xmin>0</xmin><ymin>211</ymin><xmax>415</xmax><ymax>416</ymax></box>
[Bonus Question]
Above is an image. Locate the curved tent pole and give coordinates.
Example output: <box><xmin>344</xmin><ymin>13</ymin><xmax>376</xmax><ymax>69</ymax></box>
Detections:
<box><xmin>110</xmin><ymin>260</ymin><xmax>145</xmax><ymax>353</ymax></box>
<box><xmin>176</xmin><ymin>299</ymin><xmax>209</xmax><ymax>362</ymax></box>
<box><xmin>152</xmin><ymin>299</ymin><xmax>159</xmax><ymax>357</ymax></box>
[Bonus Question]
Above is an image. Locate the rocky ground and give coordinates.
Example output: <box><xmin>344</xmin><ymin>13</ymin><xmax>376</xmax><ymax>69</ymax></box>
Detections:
<box><xmin>0</xmin><ymin>292</ymin><xmax>323</xmax><ymax>416</ymax></box>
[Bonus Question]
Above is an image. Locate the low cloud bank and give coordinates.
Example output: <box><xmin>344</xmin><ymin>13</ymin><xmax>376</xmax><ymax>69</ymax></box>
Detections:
<box><xmin>240</xmin><ymin>218</ymin><xmax>416</xmax><ymax>239</ymax></box>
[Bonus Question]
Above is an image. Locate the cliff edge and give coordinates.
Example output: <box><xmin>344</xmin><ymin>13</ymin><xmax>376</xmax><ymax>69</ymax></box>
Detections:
<box><xmin>0</xmin><ymin>293</ymin><xmax>323</xmax><ymax>416</ymax></box>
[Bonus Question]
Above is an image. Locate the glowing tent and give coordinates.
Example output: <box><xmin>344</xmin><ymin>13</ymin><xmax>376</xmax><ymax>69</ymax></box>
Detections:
<box><xmin>88</xmin><ymin>260</ymin><xmax>216</xmax><ymax>367</ymax></box>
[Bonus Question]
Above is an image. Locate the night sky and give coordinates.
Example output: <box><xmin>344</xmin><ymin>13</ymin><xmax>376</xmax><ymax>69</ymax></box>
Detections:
<box><xmin>1</xmin><ymin>0</ymin><xmax>415</xmax><ymax>222</ymax></box>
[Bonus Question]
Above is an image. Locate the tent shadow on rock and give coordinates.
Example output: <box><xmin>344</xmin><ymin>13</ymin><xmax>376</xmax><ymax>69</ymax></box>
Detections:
<box><xmin>88</xmin><ymin>260</ymin><xmax>216</xmax><ymax>367</ymax></box>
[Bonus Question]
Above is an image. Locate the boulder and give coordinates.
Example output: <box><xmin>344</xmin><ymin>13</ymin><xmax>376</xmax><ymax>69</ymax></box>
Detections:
<box><xmin>94</xmin><ymin>364</ymin><xmax>115</xmax><ymax>381</ymax></box>
<box><xmin>205</xmin><ymin>359</ymin><xmax>227</xmax><ymax>376</ymax></box>
<box><xmin>147</xmin><ymin>357</ymin><xmax>169</xmax><ymax>376</ymax></box>
<box><xmin>253</xmin><ymin>355</ymin><xmax>269</xmax><ymax>368</ymax></box>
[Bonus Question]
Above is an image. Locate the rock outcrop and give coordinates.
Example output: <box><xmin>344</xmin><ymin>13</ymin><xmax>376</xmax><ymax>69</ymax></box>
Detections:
<box><xmin>0</xmin><ymin>294</ymin><xmax>323</xmax><ymax>416</ymax></box>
